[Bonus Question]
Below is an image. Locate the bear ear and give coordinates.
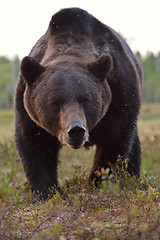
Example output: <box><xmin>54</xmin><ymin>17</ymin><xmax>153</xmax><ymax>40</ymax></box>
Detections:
<box><xmin>20</xmin><ymin>57</ymin><xmax>46</xmax><ymax>86</ymax></box>
<box><xmin>88</xmin><ymin>54</ymin><xmax>113</xmax><ymax>81</ymax></box>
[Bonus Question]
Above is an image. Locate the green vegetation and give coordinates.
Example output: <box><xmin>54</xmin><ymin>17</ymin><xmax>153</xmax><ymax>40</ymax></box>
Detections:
<box><xmin>137</xmin><ymin>52</ymin><xmax>160</xmax><ymax>103</ymax></box>
<box><xmin>0</xmin><ymin>56</ymin><xmax>20</xmax><ymax>109</ymax></box>
<box><xmin>0</xmin><ymin>104</ymin><xmax>160</xmax><ymax>239</ymax></box>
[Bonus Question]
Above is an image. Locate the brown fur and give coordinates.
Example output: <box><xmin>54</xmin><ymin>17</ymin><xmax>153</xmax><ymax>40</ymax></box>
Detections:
<box><xmin>15</xmin><ymin>8</ymin><xmax>142</xmax><ymax>198</ymax></box>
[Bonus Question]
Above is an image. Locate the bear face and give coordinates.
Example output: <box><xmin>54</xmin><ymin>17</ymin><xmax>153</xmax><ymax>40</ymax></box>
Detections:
<box><xmin>21</xmin><ymin>54</ymin><xmax>112</xmax><ymax>149</ymax></box>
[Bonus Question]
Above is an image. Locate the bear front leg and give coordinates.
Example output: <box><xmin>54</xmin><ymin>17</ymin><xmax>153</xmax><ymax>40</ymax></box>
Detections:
<box><xmin>127</xmin><ymin>134</ymin><xmax>141</xmax><ymax>178</ymax></box>
<box><xmin>89</xmin><ymin>146</ymin><xmax>110</xmax><ymax>184</ymax></box>
<box><xmin>89</xmin><ymin>131</ymin><xmax>141</xmax><ymax>184</ymax></box>
<box><xmin>25</xmin><ymin>147</ymin><xmax>59</xmax><ymax>199</ymax></box>
<box><xmin>16</xmin><ymin>129</ymin><xmax>60</xmax><ymax>199</ymax></box>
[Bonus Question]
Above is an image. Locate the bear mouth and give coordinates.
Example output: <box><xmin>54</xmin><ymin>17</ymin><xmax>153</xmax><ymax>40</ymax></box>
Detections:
<box><xmin>58</xmin><ymin>134</ymin><xmax>87</xmax><ymax>149</ymax></box>
<box><xmin>67</xmin><ymin>140</ymin><xmax>85</xmax><ymax>149</ymax></box>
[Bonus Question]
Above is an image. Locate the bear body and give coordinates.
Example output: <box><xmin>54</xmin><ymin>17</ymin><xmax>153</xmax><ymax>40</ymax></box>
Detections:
<box><xmin>15</xmin><ymin>8</ymin><xmax>142</xmax><ymax>197</ymax></box>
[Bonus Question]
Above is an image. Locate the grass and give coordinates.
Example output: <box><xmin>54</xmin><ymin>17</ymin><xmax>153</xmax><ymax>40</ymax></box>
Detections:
<box><xmin>0</xmin><ymin>103</ymin><xmax>160</xmax><ymax>240</ymax></box>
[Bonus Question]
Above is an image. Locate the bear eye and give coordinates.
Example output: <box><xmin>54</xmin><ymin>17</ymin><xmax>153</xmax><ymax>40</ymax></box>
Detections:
<box><xmin>52</xmin><ymin>99</ymin><xmax>64</xmax><ymax>107</ymax></box>
<box><xmin>52</xmin><ymin>100</ymin><xmax>60</xmax><ymax>105</ymax></box>
<box><xmin>78</xmin><ymin>96</ymin><xmax>90</xmax><ymax>104</ymax></box>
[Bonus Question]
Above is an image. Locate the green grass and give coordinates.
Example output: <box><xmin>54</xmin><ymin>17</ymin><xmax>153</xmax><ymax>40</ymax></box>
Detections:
<box><xmin>0</xmin><ymin>110</ymin><xmax>14</xmax><ymax>141</ymax></box>
<box><xmin>139</xmin><ymin>104</ymin><xmax>160</xmax><ymax>178</ymax></box>
<box><xmin>0</xmin><ymin>104</ymin><xmax>160</xmax><ymax>240</ymax></box>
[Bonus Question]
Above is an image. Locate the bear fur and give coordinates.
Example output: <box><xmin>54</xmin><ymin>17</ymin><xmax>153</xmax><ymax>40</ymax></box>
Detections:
<box><xmin>15</xmin><ymin>8</ymin><xmax>142</xmax><ymax>198</ymax></box>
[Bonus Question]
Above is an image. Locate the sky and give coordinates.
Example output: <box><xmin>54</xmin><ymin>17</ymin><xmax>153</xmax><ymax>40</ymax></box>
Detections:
<box><xmin>1</xmin><ymin>0</ymin><xmax>160</xmax><ymax>59</ymax></box>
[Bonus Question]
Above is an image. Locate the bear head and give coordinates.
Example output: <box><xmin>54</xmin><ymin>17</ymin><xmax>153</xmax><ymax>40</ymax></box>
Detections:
<box><xmin>21</xmin><ymin>54</ymin><xmax>112</xmax><ymax>149</ymax></box>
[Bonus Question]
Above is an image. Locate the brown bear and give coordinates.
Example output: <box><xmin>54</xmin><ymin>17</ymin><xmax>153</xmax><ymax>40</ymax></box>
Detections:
<box><xmin>15</xmin><ymin>8</ymin><xmax>142</xmax><ymax>198</ymax></box>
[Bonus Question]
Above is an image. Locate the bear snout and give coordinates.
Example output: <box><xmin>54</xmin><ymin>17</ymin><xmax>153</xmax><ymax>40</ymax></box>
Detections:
<box><xmin>68</xmin><ymin>122</ymin><xmax>86</xmax><ymax>139</ymax></box>
<box><xmin>67</xmin><ymin>122</ymin><xmax>88</xmax><ymax>149</ymax></box>
<box><xmin>59</xmin><ymin>122</ymin><xmax>87</xmax><ymax>149</ymax></box>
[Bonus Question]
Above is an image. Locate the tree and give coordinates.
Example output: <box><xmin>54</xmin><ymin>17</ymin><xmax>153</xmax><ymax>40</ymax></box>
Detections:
<box><xmin>136</xmin><ymin>51</ymin><xmax>160</xmax><ymax>103</ymax></box>
<box><xmin>0</xmin><ymin>55</ymin><xmax>20</xmax><ymax>109</ymax></box>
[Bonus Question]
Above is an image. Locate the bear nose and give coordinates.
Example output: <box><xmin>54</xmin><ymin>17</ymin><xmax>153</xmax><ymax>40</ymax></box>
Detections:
<box><xmin>67</xmin><ymin>123</ymin><xmax>86</xmax><ymax>140</ymax></box>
